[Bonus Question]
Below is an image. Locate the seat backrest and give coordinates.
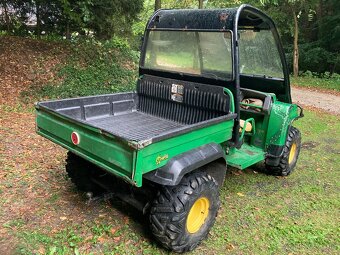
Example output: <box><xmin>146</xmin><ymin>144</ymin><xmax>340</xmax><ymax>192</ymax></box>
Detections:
<box><xmin>137</xmin><ymin>75</ymin><xmax>230</xmax><ymax>124</ymax></box>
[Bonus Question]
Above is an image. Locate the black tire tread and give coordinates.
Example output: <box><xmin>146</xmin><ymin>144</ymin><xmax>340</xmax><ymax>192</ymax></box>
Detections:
<box><xmin>65</xmin><ymin>151</ymin><xmax>101</xmax><ymax>193</ymax></box>
<box><xmin>266</xmin><ymin>126</ymin><xmax>301</xmax><ymax>176</ymax></box>
<box><xmin>149</xmin><ymin>171</ymin><xmax>220</xmax><ymax>253</ymax></box>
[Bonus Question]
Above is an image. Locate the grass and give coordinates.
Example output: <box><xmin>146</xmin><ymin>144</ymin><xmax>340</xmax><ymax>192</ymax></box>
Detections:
<box><xmin>1</xmin><ymin>108</ymin><xmax>339</xmax><ymax>255</ymax></box>
<box><xmin>291</xmin><ymin>76</ymin><xmax>340</xmax><ymax>92</ymax></box>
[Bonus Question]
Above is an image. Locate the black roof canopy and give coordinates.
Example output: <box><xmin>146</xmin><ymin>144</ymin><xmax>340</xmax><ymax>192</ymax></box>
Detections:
<box><xmin>147</xmin><ymin>6</ymin><xmax>272</xmax><ymax>31</ymax></box>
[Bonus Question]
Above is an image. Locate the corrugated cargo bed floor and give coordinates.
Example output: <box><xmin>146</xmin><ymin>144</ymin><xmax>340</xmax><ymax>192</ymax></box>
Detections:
<box><xmin>87</xmin><ymin>111</ymin><xmax>185</xmax><ymax>142</ymax></box>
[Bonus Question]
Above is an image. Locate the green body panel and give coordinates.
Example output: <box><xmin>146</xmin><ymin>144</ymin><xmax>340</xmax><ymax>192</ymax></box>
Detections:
<box><xmin>226</xmin><ymin>144</ymin><xmax>265</xmax><ymax>169</ymax></box>
<box><xmin>134</xmin><ymin>120</ymin><xmax>234</xmax><ymax>186</ymax></box>
<box><xmin>265</xmin><ymin>101</ymin><xmax>299</xmax><ymax>147</ymax></box>
<box><xmin>36</xmin><ymin>107</ymin><xmax>234</xmax><ymax>187</ymax></box>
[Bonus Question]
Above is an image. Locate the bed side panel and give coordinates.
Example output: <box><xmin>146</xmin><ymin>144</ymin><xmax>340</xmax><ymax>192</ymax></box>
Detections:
<box><xmin>133</xmin><ymin>119</ymin><xmax>234</xmax><ymax>185</ymax></box>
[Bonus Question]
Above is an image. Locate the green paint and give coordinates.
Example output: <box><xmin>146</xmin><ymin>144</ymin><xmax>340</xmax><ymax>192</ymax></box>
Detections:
<box><xmin>226</xmin><ymin>143</ymin><xmax>265</xmax><ymax>169</ymax></box>
<box><xmin>240</xmin><ymin>102</ymin><xmax>263</xmax><ymax>109</ymax></box>
<box><xmin>239</xmin><ymin>117</ymin><xmax>255</xmax><ymax>141</ymax></box>
<box><xmin>134</xmin><ymin>120</ymin><xmax>234</xmax><ymax>186</ymax></box>
<box><xmin>223</xmin><ymin>88</ymin><xmax>235</xmax><ymax>113</ymax></box>
<box><xmin>265</xmin><ymin>101</ymin><xmax>299</xmax><ymax>147</ymax></box>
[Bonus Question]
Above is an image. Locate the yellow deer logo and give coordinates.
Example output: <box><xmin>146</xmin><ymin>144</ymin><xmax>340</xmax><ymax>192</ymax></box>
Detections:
<box><xmin>156</xmin><ymin>154</ymin><xmax>169</xmax><ymax>165</ymax></box>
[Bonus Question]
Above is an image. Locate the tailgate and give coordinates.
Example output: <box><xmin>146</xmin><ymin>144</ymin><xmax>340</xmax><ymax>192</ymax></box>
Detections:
<box><xmin>36</xmin><ymin>107</ymin><xmax>136</xmax><ymax>184</ymax></box>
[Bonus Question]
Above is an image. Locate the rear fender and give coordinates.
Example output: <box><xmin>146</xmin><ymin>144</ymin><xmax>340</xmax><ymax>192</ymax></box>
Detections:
<box><xmin>143</xmin><ymin>143</ymin><xmax>226</xmax><ymax>186</ymax></box>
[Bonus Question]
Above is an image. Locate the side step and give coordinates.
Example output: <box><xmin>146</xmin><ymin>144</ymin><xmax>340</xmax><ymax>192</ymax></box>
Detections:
<box><xmin>226</xmin><ymin>144</ymin><xmax>265</xmax><ymax>170</ymax></box>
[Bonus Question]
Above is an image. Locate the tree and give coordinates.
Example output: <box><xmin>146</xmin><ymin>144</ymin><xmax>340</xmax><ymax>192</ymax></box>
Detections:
<box><xmin>35</xmin><ymin>0</ymin><xmax>41</xmax><ymax>38</ymax></box>
<box><xmin>260</xmin><ymin>0</ymin><xmax>316</xmax><ymax>77</ymax></box>
<box><xmin>58</xmin><ymin>0</ymin><xmax>84</xmax><ymax>40</ymax></box>
<box><xmin>198</xmin><ymin>0</ymin><xmax>203</xmax><ymax>9</ymax></box>
<box><xmin>155</xmin><ymin>0</ymin><xmax>161</xmax><ymax>11</ymax></box>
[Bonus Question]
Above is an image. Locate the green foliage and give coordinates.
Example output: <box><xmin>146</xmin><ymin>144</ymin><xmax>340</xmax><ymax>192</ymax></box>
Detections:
<box><xmin>132</xmin><ymin>0</ymin><xmax>225</xmax><ymax>36</ymax></box>
<box><xmin>261</xmin><ymin>0</ymin><xmax>339</xmax><ymax>75</ymax></box>
<box><xmin>1</xmin><ymin>0</ymin><xmax>143</xmax><ymax>39</ymax></box>
<box><xmin>2</xmin><ymin>0</ymin><xmax>339</xmax><ymax>76</ymax></box>
<box><xmin>108</xmin><ymin>36</ymin><xmax>132</xmax><ymax>51</ymax></box>
<box><xmin>22</xmin><ymin>38</ymin><xmax>138</xmax><ymax>100</ymax></box>
<box><xmin>285</xmin><ymin>41</ymin><xmax>339</xmax><ymax>74</ymax></box>
<box><xmin>85</xmin><ymin>0</ymin><xmax>143</xmax><ymax>39</ymax></box>
<box><xmin>299</xmin><ymin>44</ymin><xmax>338</xmax><ymax>73</ymax></box>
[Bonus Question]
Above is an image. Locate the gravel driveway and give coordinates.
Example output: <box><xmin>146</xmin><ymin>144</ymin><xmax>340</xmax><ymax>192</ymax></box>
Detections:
<box><xmin>291</xmin><ymin>87</ymin><xmax>340</xmax><ymax>115</ymax></box>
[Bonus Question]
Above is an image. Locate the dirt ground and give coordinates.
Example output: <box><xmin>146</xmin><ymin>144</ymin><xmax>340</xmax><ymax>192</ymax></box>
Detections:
<box><xmin>0</xmin><ymin>36</ymin><xmax>68</xmax><ymax>105</ymax></box>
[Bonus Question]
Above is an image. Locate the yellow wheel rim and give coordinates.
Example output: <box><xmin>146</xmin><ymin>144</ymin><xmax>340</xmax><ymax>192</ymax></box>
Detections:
<box><xmin>288</xmin><ymin>142</ymin><xmax>297</xmax><ymax>164</ymax></box>
<box><xmin>186</xmin><ymin>197</ymin><xmax>210</xmax><ymax>234</ymax></box>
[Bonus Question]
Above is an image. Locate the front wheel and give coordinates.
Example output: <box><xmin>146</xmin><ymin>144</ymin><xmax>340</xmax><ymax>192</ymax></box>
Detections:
<box><xmin>149</xmin><ymin>171</ymin><xmax>220</xmax><ymax>253</ymax></box>
<box><xmin>265</xmin><ymin>126</ymin><xmax>301</xmax><ymax>176</ymax></box>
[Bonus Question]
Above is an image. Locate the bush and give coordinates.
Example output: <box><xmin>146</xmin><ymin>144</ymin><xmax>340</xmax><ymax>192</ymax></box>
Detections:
<box><xmin>300</xmin><ymin>70</ymin><xmax>340</xmax><ymax>80</ymax></box>
<box><xmin>299</xmin><ymin>43</ymin><xmax>339</xmax><ymax>74</ymax></box>
<box><xmin>285</xmin><ymin>43</ymin><xmax>339</xmax><ymax>75</ymax></box>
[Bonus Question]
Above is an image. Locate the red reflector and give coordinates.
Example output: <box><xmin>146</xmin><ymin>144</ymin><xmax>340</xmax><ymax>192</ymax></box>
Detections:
<box><xmin>71</xmin><ymin>132</ymin><xmax>80</xmax><ymax>145</ymax></box>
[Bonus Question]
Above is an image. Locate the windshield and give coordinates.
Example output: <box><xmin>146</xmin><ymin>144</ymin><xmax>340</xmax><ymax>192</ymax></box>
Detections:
<box><xmin>239</xmin><ymin>29</ymin><xmax>284</xmax><ymax>78</ymax></box>
<box><xmin>143</xmin><ymin>30</ymin><xmax>233</xmax><ymax>80</ymax></box>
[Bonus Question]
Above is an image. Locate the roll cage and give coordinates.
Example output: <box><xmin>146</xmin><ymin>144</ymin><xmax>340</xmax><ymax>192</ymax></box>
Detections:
<box><xmin>139</xmin><ymin>4</ymin><xmax>291</xmax><ymax>147</ymax></box>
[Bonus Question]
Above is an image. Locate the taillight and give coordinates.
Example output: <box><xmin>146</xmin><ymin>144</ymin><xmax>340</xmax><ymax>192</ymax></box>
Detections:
<box><xmin>71</xmin><ymin>132</ymin><xmax>80</xmax><ymax>145</ymax></box>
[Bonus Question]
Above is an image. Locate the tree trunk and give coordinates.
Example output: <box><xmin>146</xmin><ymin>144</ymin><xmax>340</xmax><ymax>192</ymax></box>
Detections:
<box><xmin>198</xmin><ymin>0</ymin><xmax>203</xmax><ymax>9</ymax></box>
<box><xmin>155</xmin><ymin>0</ymin><xmax>161</xmax><ymax>11</ymax></box>
<box><xmin>66</xmin><ymin>20</ymin><xmax>71</xmax><ymax>40</ymax></box>
<box><xmin>316</xmin><ymin>0</ymin><xmax>323</xmax><ymax>40</ymax></box>
<box><xmin>36</xmin><ymin>2</ymin><xmax>41</xmax><ymax>39</ymax></box>
<box><xmin>1</xmin><ymin>0</ymin><xmax>10</xmax><ymax>33</ymax></box>
<box><xmin>293</xmin><ymin>10</ymin><xmax>299</xmax><ymax>77</ymax></box>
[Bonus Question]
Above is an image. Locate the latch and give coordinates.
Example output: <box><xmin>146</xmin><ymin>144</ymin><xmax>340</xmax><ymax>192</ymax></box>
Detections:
<box><xmin>171</xmin><ymin>84</ymin><xmax>184</xmax><ymax>103</ymax></box>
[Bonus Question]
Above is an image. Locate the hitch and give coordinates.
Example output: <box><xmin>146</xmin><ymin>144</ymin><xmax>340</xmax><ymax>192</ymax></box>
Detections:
<box><xmin>85</xmin><ymin>189</ymin><xmax>150</xmax><ymax>214</ymax></box>
<box><xmin>85</xmin><ymin>192</ymin><xmax>115</xmax><ymax>205</ymax></box>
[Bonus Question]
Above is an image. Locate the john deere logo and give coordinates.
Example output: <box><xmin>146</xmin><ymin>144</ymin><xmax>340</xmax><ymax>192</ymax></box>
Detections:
<box><xmin>156</xmin><ymin>154</ymin><xmax>169</xmax><ymax>165</ymax></box>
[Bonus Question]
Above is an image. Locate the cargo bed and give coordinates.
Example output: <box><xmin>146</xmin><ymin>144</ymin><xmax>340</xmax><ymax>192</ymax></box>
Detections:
<box><xmin>37</xmin><ymin>91</ymin><xmax>235</xmax><ymax>145</ymax></box>
<box><xmin>36</xmin><ymin>75</ymin><xmax>236</xmax><ymax>186</ymax></box>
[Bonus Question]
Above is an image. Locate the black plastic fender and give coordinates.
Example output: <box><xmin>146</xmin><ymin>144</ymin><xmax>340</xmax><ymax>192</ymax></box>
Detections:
<box><xmin>143</xmin><ymin>143</ymin><xmax>226</xmax><ymax>186</ymax></box>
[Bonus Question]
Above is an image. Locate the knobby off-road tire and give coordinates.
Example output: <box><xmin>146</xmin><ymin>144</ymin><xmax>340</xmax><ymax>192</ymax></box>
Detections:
<box><xmin>65</xmin><ymin>151</ymin><xmax>102</xmax><ymax>193</ymax></box>
<box><xmin>266</xmin><ymin>126</ymin><xmax>301</xmax><ymax>176</ymax></box>
<box><xmin>149</xmin><ymin>171</ymin><xmax>220</xmax><ymax>253</ymax></box>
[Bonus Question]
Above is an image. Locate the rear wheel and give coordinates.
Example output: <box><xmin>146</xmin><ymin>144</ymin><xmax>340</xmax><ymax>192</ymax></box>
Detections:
<box><xmin>265</xmin><ymin>126</ymin><xmax>301</xmax><ymax>176</ymax></box>
<box><xmin>149</xmin><ymin>171</ymin><xmax>220</xmax><ymax>253</ymax></box>
<box><xmin>65</xmin><ymin>151</ymin><xmax>103</xmax><ymax>193</ymax></box>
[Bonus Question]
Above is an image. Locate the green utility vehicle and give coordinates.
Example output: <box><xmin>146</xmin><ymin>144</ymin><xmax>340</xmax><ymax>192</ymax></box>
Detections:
<box><xmin>36</xmin><ymin>5</ymin><xmax>303</xmax><ymax>253</ymax></box>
